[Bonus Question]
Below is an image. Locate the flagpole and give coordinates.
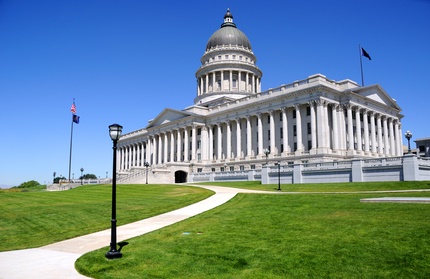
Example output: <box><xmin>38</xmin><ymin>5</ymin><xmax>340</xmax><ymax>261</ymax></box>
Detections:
<box><xmin>359</xmin><ymin>44</ymin><xmax>364</xmax><ymax>86</ymax></box>
<box><xmin>68</xmin><ymin>115</ymin><xmax>74</xmax><ymax>182</ymax></box>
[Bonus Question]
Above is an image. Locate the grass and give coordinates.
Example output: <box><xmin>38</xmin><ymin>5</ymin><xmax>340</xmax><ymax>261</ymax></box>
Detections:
<box><xmin>196</xmin><ymin>180</ymin><xmax>430</xmax><ymax>192</ymax></box>
<box><xmin>75</xmin><ymin>182</ymin><xmax>430</xmax><ymax>278</ymax></box>
<box><xmin>0</xmin><ymin>184</ymin><xmax>213</xmax><ymax>251</ymax></box>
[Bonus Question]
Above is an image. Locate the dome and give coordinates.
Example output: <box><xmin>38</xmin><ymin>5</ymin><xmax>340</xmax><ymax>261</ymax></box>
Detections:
<box><xmin>205</xmin><ymin>9</ymin><xmax>252</xmax><ymax>51</ymax></box>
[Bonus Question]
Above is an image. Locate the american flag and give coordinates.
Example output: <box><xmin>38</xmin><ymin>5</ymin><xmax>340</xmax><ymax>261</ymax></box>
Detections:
<box><xmin>70</xmin><ymin>103</ymin><xmax>76</xmax><ymax>114</ymax></box>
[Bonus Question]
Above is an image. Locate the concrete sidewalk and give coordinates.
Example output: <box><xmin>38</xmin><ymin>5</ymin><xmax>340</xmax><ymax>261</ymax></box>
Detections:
<box><xmin>0</xmin><ymin>185</ymin><xmax>267</xmax><ymax>279</ymax></box>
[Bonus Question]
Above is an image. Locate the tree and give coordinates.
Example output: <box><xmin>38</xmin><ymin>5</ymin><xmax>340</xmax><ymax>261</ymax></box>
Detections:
<box><xmin>80</xmin><ymin>173</ymin><xmax>97</xmax><ymax>180</ymax></box>
<box><xmin>53</xmin><ymin>176</ymin><xmax>66</xmax><ymax>184</ymax></box>
<box><xmin>14</xmin><ymin>180</ymin><xmax>40</xmax><ymax>188</ymax></box>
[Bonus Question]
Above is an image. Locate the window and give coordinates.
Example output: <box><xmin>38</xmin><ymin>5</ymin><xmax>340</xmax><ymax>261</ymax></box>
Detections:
<box><xmin>211</xmin><ymin>168</ymin><xmax>215</xmax><ymax>172</ymax></box>
<box><xmin>294</xmin><ymin>142</ymin><xmax>297</xmax><ymax>151</ymax></box>
<box><xmin>230</xmin><ymin>166</ymin><xmax>234</xmax><ymax>171</ymax></box>
<box><xmin>419</xmin><ymin>145</ymin><xmax>426</xmax><ymax>152</ymax></box>
<box><xmin>280</xmin><ymin>127</ymin><xmax>283</xmax><ymax>139</ymax></box>
<box><xmin>268</xmin><ymin>115</ymin><xmax>270</xmax><ymax>123</ymax></box>
<box><xmin>233</xmin><ymin>55</ymin><xmax>236</xmax><ymax>59</ymax></box>
<box><xmin>233</xmin><ymin>79</ymin><xmax>237</xmax><ymax>88</ymax></box>
<box><xmin>307</xmin><ymin>123</ymin><xmax>311</xmax><ymax>134</ymax></box>
<box><xmin>218</xmin><ymin>55</ymin><xmax>221</xmax><ymax>60</ymax></box>
<box><xmin>239</xmin><ymin>56</ymin><xmax>243</xmax><ymax>60</ymax></box>
<box><xmin>225</xmin><ymin>55</ymin><xmax>229</xmax><ymax>59</ymax></box>
<box><xmin>268</xmin><ymin>130</ymin><xmax>271</xmax><ymax>140</ymax></box>
<box><xmin>220</xmin><ymin>167</ymin><xmax>225</xmax><ymax>172</ymax></box>
<box><xmin>306</xmin><ymin>106</ymin><xmax>311</xmax><ymax>116</ymax></box>
<box><xmin>280</xmin><ymin>112</ymin><xmax>283</xmax><ymax>121</ymax></box>
<box><xmin>281</xmin><ymin>144</ymin><xmax>284</xmax><ymax>153</ymax></box>
<box><xmin>308</xmin><ymin>140</ymin><xmax>312</xmax><ymax>150</ymax></box>
<box><xmin>197</xmin><ymin>168</ymin><xmax>203</xmax><ymax>173</ymax></box>
<box><xmin>293</xmin><ymin>109</ymin><xmax>296</xmax><ymax>119</ymax></box>
<box><xmin>250</xmin><ymin>165</ymin><xmax>255</xmax><ymax>170</ymax></box>
<box><xmin>293</xmin><ymin>125</ymin><xmax>297</xmax><ymax>136</ymax></box>
<box><xmin>240</xmin><ymin>165</ymin><xmax>244</xmax><ymax>171</ymax></box>
<box><xmin>197</xmin><ymin>128</ymin><xmax>201</xmax><ymax>135</ymax></box>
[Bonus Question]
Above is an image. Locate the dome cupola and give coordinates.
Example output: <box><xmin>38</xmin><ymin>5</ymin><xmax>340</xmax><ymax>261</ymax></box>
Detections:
<box><xmin>195</xmin><ymin>9</ymin><xmax>262</xmax><ymax>107</ymax></box>
<box><xmin>205</xmin><ymin>9</ymin><xmax>252</xmax><ymax>52</ymax></box>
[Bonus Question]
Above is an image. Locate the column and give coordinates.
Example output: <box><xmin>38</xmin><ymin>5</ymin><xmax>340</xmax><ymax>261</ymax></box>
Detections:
<box><xmin>205</xmin><ymin>74</ymin><xmax>209</xmax><ymax>94</ymax></box>
<box><xmin>176</xmin><ymin>129</ymin><xmax>182</xmax><ymax>162</ymax></box>
<box><xmin>208</xmin><ymin>125</ymin><xmax>213</xmax><ymax>161</ymax></box>
<box><xmin>236</xmin><ymin>119</ymin><xmax>242</xmax><ymax>159</ymax></box>
<box><xmin>257</xmin><ymin>113</ymin><xmax>263</xmax><ymax>156</ymax></box>
<box><xmin>295</xmin><ymin>104</ymin><xmax>303</xmax><ymax>153</ymax></box>
<box><xmin>220</xmin><ymin>71</ymin><xmax>224</xmax><ymax>91</ymax></box>
<box><xmin>355</xmin><ymin>107</ymin><xmax>362</xmax><ymax>152</ymax></box>
<box><xmin>282</xmin><ymin>107</ymin><xmax>289</xmax><ymax>154</ymax></box>
<box><xmin>370</xmin><ymin>112</ymin><xmax>377</xmax><ymax>154</ymax></box>
<box><xmin>377</xmin><ymin>114</ymin><xmax>383</xmax><ymax>154</ymax></box>
<box><xmin>201</xmin><ymin>126</ymin><xmax>208</xmax><ymax>161</ymax></box>
<box><xmin>383</xmin><ymin>116</ymin><xmax>389</xmax><ymax>155</ymax></box>
<box><xmin>337</xmin><ymin>106</ymin><xmax>347</xmax><ymax>151</ymax></box>
<box><xmin>153</xmin><ymin>136</ymin><xmax>158</xmax><ymax>165</ymax></box>
<box><xmin>309</xmin><ymin>101</ymin><xmax>317</xmax><ymax>151</ymax></box>
<box><xmin>137</xmin><ymin>143</ymin><xmax>141</xmax><ymax>167</ymax></box>
<box><xmin>323</xmin><ymin>102</ymin><xmax>330</xmax><ymax>150</ymax></box>
<box><xmin>363</xmin><ymin>110</ymin><xmax>370</xmax><ymax>153</ymax></box>
<box><xmin>158</xmin><ymin>134</ymin><xmax>163</xmax><ymax>164</ymax></box>
<box><xmin>212</xmin><ymin>72</ymin><xmax>216</xmax><ymax>92</ymax></box>
<box><xmin>184</xmin><ymin>128</ymin><xmax>189</xmax><ymax>161</ymax></box>
<box><xmin>269</xmin><ymin>110</ymin><xmax>275</xmax><ymax>153</ymax></box>
<box><xmin>163</xmin><ymin>133</ymin><xmax>168</xmax><ymax>163</ymax></box>
<box><xmin>191</xmin><ymin>125</ymin><xmax>197</xmax><ymax>161</ymax></box>
<box><xmin>217</xmin><ymin>124</ymin><xmax>222</xmax><ymax>160</ymax></box>
<box><xmin>252</xmin><ymin>75</ymin><xmax>255</xmax><ymax>93</ymax></box>
<box><xmin>398</xmin><ymin>123</ymin><xmax>403</xmax><ymax>156</ymax></box>
<box><xmin>229</xmin><ymin>70</ymin><xmax>233</xmax><ymax>91</ymax></box>
<box><xmin>245</xmin><ymin>73</ymin><xmax>249</xmax><ymax>92</ymax></box>
<box><xmin>316</xmin><ymin>100</ymin><xmax>325</xmax><ymax>150</ymax></box>
<box><xmin>145</xmin><ymin>139</ymin><xmax>150</xmax><ymax>164</ymax></box>
<box><xmin>346</xmin><ymin>104</ymin><xmax>354</xmax><ymax>152</ymax></box>
<box><xmin>226</xmin><ymin>121</ymin><xmax>231</xmax><ymax>159</ymax></box>
<box><xmin>238</xmin><ymin>71</ymin><xmax>241</xmax><ymax>91</ymax></box>
<box><xmin>389</xmin><ymin>118</ymin><xmax>395</xmax><ymax>156</ymax></box>
<box><xmin>246</xmin><ymin>115</ymin><xmax>252</xmax><ymax>158</ymax></box>
<box><xmin>170</xmin><ymin>132</ymin><xmax>175</xmax><ymax>162</ymax></box>
<box><xmin>394</xmin><ymin>121</ymin><xmax>401</xmax><ymax>156</ymax></box>
<box><xmin>332</xmin><ymin>104</ymin><xmax>339</xmax><ymax>151</ymax></box>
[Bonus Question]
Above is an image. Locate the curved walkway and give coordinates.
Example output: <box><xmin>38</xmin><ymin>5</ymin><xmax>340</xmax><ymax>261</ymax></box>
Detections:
<box><xmin>0</xmin><ymin>185</ymin><xmax>268</xmax><ymax>279</ymax></box>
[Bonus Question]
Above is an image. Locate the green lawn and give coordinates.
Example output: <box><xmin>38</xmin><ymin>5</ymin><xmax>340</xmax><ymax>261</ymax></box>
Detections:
<box><xmin>0</xmin><ymin>184</ymin><xmax>213</xmax><ymax>251</ymax></box>
<box><xmin>76</xmin><ymin>182</ymin><xmax>430</xmax><ymax>279</ymax></box>
<box><xmin>196</xmin><ymin>180</ymin><xmax>430</xmax><ymax>192</ymax></box>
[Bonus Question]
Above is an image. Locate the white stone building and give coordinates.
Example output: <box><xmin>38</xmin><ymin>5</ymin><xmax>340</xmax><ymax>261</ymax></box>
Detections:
<box><xmin>117</xmin><ymin>9</ymin><xmax>403</xmax><ymax>184</ymax></box>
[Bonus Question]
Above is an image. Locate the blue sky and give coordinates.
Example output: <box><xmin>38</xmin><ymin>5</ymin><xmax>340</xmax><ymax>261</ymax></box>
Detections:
<box><xmin>1</xmin><ymin>0</ymin><xmax>429</xmax><ymax>187</ymax></box>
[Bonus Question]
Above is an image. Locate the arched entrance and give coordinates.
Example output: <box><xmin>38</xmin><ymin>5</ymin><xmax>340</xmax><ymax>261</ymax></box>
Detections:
<box><xmin>175</xmin><ymin>170</ymin><xmax>187</xmax><ymax>183</ymax></box>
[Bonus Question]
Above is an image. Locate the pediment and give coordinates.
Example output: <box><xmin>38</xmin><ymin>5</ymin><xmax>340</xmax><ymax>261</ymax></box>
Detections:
<box><xmin>146</xmin><ymin>108</ymin><xmax>192</xmax><ymax>128</ymax></box>
<box><xmin>353</xmin><ymin>85</ymin><xmax>401</xmax><ymax>110</ymax></box>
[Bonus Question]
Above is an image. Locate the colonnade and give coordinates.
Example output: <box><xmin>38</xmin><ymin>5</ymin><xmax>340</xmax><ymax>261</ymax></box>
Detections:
<box><xmin>117</xmin><ymin>100</ymin><xmax>403</xmax><ymax>171</ymax></box>
<box><xmin>197</xmin><ymin>69</ymin><xmax>261</xmax><ymax>95</ymax></box>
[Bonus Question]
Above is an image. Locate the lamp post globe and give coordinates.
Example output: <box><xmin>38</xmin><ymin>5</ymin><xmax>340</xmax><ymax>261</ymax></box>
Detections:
<box><xmin>404</xmin><ymin>130</ymin><xmax>413</xmax><ymax>154</ymax></box>
<box><xmin>106</xmin><ymin>123</ymin><xmax>123</xmax><ymax>259</ymax></box>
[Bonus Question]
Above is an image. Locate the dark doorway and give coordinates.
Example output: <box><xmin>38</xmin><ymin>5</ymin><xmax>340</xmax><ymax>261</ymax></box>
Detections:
<box><xmin>175</xmin><ymin>171</ymin><xmax>187</xmax><ymax>183</ymax></box>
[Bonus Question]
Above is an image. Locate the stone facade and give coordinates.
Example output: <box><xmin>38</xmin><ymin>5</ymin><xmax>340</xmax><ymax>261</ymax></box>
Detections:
<box><xmin>117</xmin><ymin>9</ymin><xmax>403</xmax><ymax>184</ymax></box>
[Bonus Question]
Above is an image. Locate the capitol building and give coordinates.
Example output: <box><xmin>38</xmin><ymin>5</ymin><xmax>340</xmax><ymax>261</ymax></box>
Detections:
<box><xmin>117</xmin><ymin>9</ymin><xmax>403</xmax><ymax>184</ymax></box>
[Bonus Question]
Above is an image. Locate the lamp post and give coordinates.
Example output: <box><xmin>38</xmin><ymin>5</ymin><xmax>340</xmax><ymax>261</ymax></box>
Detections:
<box><xmin>405</xmin><ymin>130</ymin><xmax>413</xmax><ymax>154</ymax></box>
<box><xmin>53</xmin><ymin>172</ymin><xmax>56</xmax><ymax>183</ymax></box>
<box><xmin>106</xmin><ymin>123</ymin><xmax>123</xmax><ymax>259</ymax></box>
<box><xmin>263</xmin><ymin>148</ymin><xmax>270</xmax><ymax>165</ymax></box>
<box><xmin>144</xmin><ymin>162</ymin><xmax>149</xmax><ymax>184</ymax></box>
<box><xmin>80</xmin><ymin>168</ymin><xmax>84</xmax><ymax>185</ymax></box>
<box><xmin>275</xmin><ymin>161</ymin><xmax>281</xmax><ymax>191</ymax></box>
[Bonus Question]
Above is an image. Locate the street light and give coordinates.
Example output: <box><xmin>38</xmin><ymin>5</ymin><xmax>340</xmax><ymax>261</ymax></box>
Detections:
<box><xmin>263</xmin><ymin>148</ymin><xmax>270</xmax><ymax>165</ymax></box>
<box><xmin>144</xmin><ymin>162</ymin><xmax>149</xmax><ymax>184</ymax></box>
<box><xmin>275</xmin><ymin>161</ymin><xmax>281</xmax><ymax>191</ymax></box>
<box><xmin>80</xmin><ymin>168</ymin><xmax>84</xmax><ymax>185</ymax></box>
<box><xmin>405</xmin><ymin>130</ymin><xmax>413</xmax><ymax>154</ymax></box>
<box><xmin>106</xmin><ymin>123</ymin><xmax>124</xmax><ymax>259</ymax></box>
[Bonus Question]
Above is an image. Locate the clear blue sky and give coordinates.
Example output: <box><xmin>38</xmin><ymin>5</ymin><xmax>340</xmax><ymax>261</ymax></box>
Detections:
<box><xmin>1</xmin><ymin>0</ymin><xmax>429</xmax><ymax>187</ymax></box>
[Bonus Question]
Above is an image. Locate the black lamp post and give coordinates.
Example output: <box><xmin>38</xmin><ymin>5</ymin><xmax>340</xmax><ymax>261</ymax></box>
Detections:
<box><xmin>53</xmin><ymin>172</ymin><xmax>56</xmax><ymax>183</ymax></box>
<box><xmin>80</xmin><ymin>168</ymin><xmax>84</xmax><ymax>185</ymax></box>
<box><xmin>405</xmin><ymin>130</ymin><xmax>413</xmax><ymax>154</ymax></box>
<box><xmin>275</xmin><ymin>161</ymin><xmax>281</xmax><ymax>191</ymax></box>
<box><xmin>144</xmin><ymin>162</ymin><xmax>149</xmax><ymax>184</ymax></box>
<box><xmin>106</xmin><ymin>123</ymin><xmax>123</xmax><ymax>259</ymax></box>
<box><xmin>263</xmin><ymin>148</ymin><xmax>270</xmax><ymax>165</ymax></box>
